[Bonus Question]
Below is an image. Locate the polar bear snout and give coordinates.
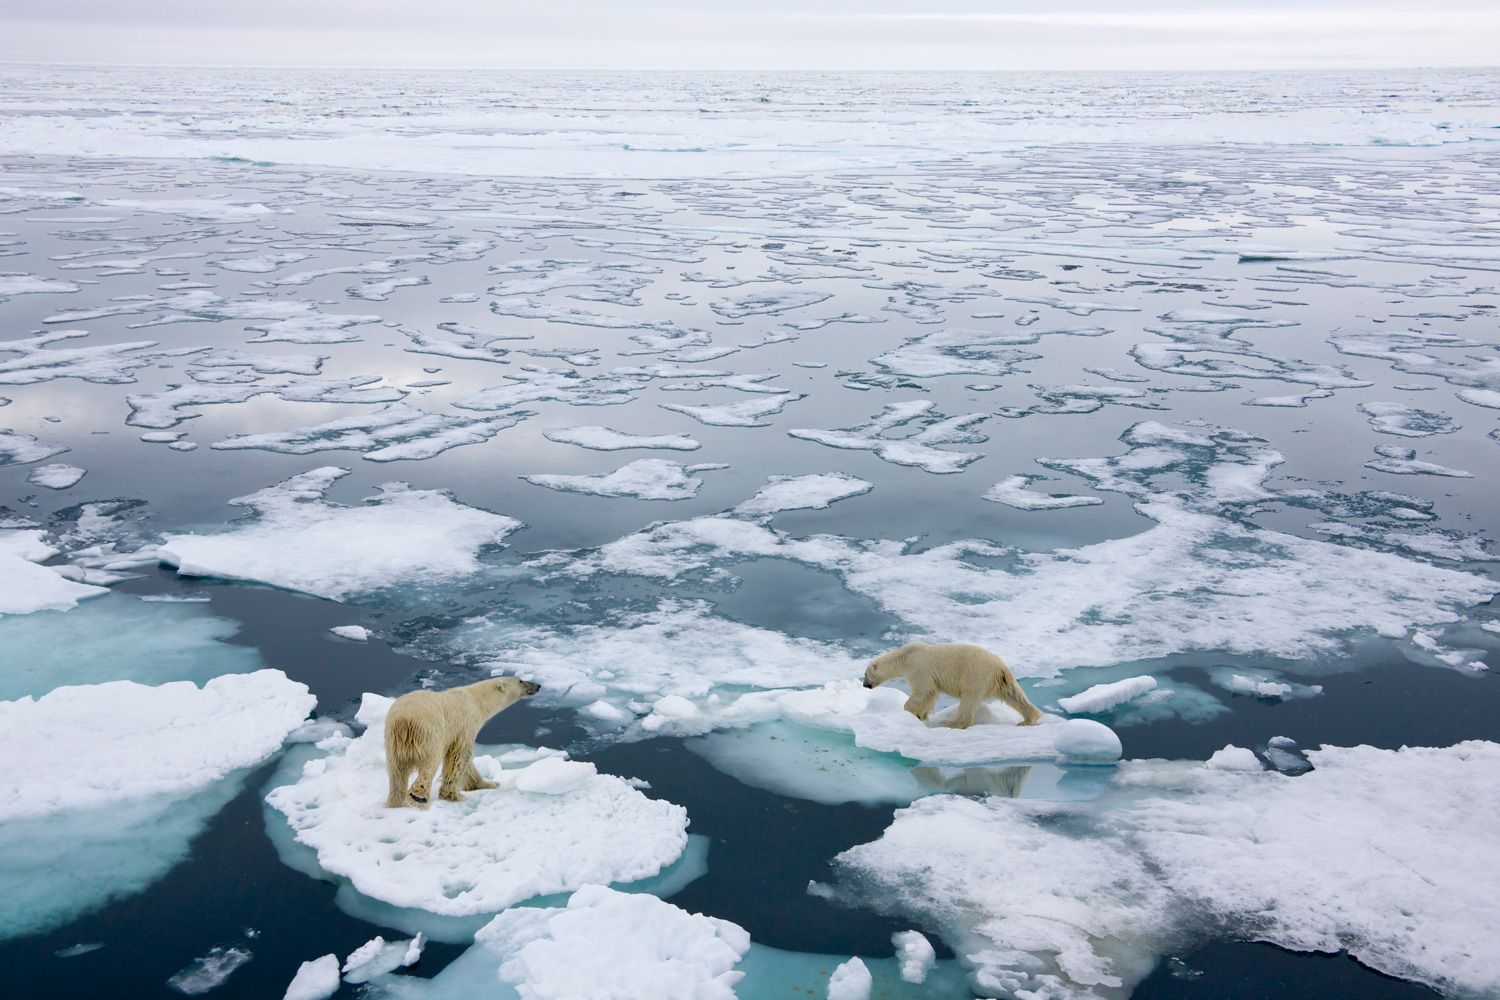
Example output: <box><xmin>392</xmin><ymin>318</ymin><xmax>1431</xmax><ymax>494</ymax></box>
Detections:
<box><xmin>521</xmin><ymin>680</ymin><xmax>541</xmax><ymax>696</ymax></box>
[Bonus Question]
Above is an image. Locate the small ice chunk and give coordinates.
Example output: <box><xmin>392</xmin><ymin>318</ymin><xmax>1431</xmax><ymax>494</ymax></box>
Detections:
<box><xmin>282</xmin><ymin>954</ymin><xmax>339</xmax><ymax>1000</ymax></box>
<box><xmin>330</xmin><ymin>625</ymin><xmax>370</xmax><ymax>642</ymax></box>
<box><xmin>827</xmin><ymin>957</ymin><xmax>872</xmax><ymax>1000</ymax></box>
<box><xmin>661</xmin><ymin>394</ymin><xmax>803</xmax><ymax>427</ymax></box>
<box><xmin>167</xmin><ymin>946</ymin><xmax>252</xmax><ymax>995</ymax></box>
<box><xmin>54</xmin><ymin>942</ymin><xmax>104</xmax><ymax>958</ymax></box>
<box><xmin>1205</xmin><ymin>745</ymin><xmax>1262</xmax><ymax>771</ymax></box>
<box><xmin>1057</xmin><ymin>676</ymin><xmax>1158</xmax><ymax>714</ymax></box>
<box><xmin>1364</xmin><ymin>445</ymin><xmax>1471</xmax><ymax>478</ymax></box>
<box><xmin>342</xmin><ymin>934</ymin><xmax>423</xmax><ymax>983</ymax></box>
<box><xmin>892</xmin><ymin>930</ymin><xmax>935</xmax><ymax>984</ymax></box>
<box><xmin>1358</xmin><ymin>402</ymin><xmax>1458</xmax><ymax>438</ymax></box>
<box><xmin>26</xmin><ymin>463</ymin><xmax>86</xmax><ymax>490</ymax></box>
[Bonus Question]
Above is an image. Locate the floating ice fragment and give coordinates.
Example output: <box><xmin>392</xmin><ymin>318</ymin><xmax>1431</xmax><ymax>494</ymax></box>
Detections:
<box><xmin>282</xmin><ymin>955</ymin><xmax>339</xmax><ymax>1000</ymax></box>
<box><xmin>1358</xmin><ymin>401</ymin><xmax>1458</xmax><ymax>437</ymax></box>
<box><xmin>734</xmin><ymin>473</ymin><xmax>872</xmax><ymax>515</ymax></box>
<box><xmin>1363</xmin><ymin>444</ymin><xmax>1472</xmax><ymax>478</ymax></box>
<box><xmin>1057</xmin><ymin>676</ymin><xmax>1157</xmax><ymax>714</ymax></box>
<box><xmin>211</xmin><ymin>402</ymin><xmax>530</xmax><ymax>463</ymax></box>
<box><xmin>54</xmin><ymin>943</ymin><xmax>104</xmax><ymax>959</ymax></box>
<box><xmin>0</xmin><ymin>273</ymin><xmax>80</xmax><ymax>296</ymax></box>
<box><xmin>827</xmin><ymin>957</ymin><xmax>872</xmax><ymax>1000</ymax></box>
<box><xmin>0</xmin><ymin>529</ymin><xmax>108</xmax><ymax>616</ymax></box>
<box><xmin>892</xmin><ymin>931</ymin><xmax>935</xmax><ymax>984</ymax></box>
<box><xmin>1208</xmin><ymin>668</ymin><xmax>1322</xmax><ymax>701</ymax></box>
<box><xmin>662</xmin><ymin>394</ymin><xmax>804</xmax><ymax>427</ymax></box>
<box><xmin>168</xmin><ymin>946</ymin><xmax>252</xmax><ymax>995</ymax></box>
<box><xmin>0</xmin><ymin>429</ymin><xmax>66</xmax><ymax>465</ymax></box>
<box><xmin>159</xmin><ymin>467</ymin><xmax>521</xmax><ymax>601</ymax></box>
<box><xmin>330</xmin><ymin>625</ymin><xmax>370</xmax><ymax>642</ymax></box>
<box><xmin>789</xmin><ymin>400</ymin><xmax>987</xmax><ymax>474</ymax></box>
<box><xmin>522</xmin><ymin>459</ymin><xmax>726</xmax><ymax>500</ymax></box>
<box><xmin>26</xmin><ymin>463</ymin><xmax>85</xmax><ymax>489</ymax></box>
<box><xmin>983</xmin><ymin>475</ymin><xmax>1102</xmax><ymax>511</ymax></box>
<box><xmin>343</xmin><ymin>935</ymin><xmax>424</xmax><ymax>983</ymax></box>
<box><xmin>543</xmin><ymin>425</ymin><xmax>700</xmax><ymax>451</ymax></box>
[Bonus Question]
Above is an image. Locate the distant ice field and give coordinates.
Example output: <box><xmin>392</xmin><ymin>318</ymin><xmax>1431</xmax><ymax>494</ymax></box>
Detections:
<box><xmin>1</xmin><ymin>65</ymin><xmax>1498</xmax><ymax>999</ymax></box>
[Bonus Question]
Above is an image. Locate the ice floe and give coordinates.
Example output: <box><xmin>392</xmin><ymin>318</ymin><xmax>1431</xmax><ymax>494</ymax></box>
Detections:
<box><xmin>0</xmin><ymin>330</ymin><xmax>172</xmax><ymax>385</ymax></box>
<box><xmin>330</xmin><ymin>625</ymin><xmax>370</xmax><ymax>642</ymax></box>
<box><xmin>789</xmin><ymin>401</ymin><xmax>987</xmax><ymax>474</ymax></box>
<box><xmin>159</xmin><ymin>467</ymin><xmax>521</xmax><ymax>600</ymax></box>
<box><xmin>983</xmin><ymin>475</ymin><xmax>1103</xmax><ymax>511</ymax></box>
<box><xmin>522</xmin><ymin>459</ymin><xmax>727</xmax><ymax>500</ymax></box>
<box><xmin>733</xmin><ymin>473</ymin><xmax>872</xmax><ymax>515</ymax></box>
<box><xmin>343</xmin><ymin>934</ymin><xmax>424</xmax><ymax>983</ymax></box>
<box><xmin>661</xmin><ymin>394</ymin><xmax>803</xmax><ymax>427</ymax></box>
<box><xmin>543</xmin><ymin>425</ymin><xmax>700</xmax><ymax>452</ymax></box>
<box><xmin>211</xmin><ymin>402</ymin><xmax>530</xmax><ymax>462</ymax></box>
<box><xmin>0</xmin><ymin>529</ymin><xmax>107</xmax><ymax>616</ymax></box>
<box><xmin>1358</xmin><ymin>401</ymin><xmax>1459</xmax><ymax>437</ymax></box>
<box><xmin>831</xmin><ymin>741</ymin><xmax>1500</xmax><ymax>998</ymax></box>
<box><xmin>0</xmin><ymin>670</ymin><xmax>312</xmax><ymax>939</ymax></box>
<box><xmin>127</xmin><ymin>373</ymin><xmax>405</xmax><ymax>429</ymax></box>
<box><xmin>0</xmin><ymin>428</ymin><xmax>67</xmax><ymax>464</ymax></box>
<box><xmin>25</xmin><ymin>462</ymin><xmax>84</xmax><ymax>489</ymax></box>
<box><xmin>1364</xmin><ymin>444</ymin><xmax>1473</xmax><ymax>478</ymax></box>
<box><xmin>264</xmin><ymin>694</ymin><xmax>689</xmax><ymax>918</ymax></box>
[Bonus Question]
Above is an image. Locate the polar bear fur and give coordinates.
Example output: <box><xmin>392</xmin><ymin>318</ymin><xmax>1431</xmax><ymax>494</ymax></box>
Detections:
<box><xmin>384</xmin><ymin>676</ymin><xmax>540</xmax><ymax>808</ymax></box>
<box><xmin>863</xmin><ymin>642</ymin><xmax>1041</xmax><ymax>729</ymax></box>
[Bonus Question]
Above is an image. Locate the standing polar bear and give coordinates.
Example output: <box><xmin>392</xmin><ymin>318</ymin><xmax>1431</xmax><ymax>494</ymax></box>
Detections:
<box><xmin>863</xmin><ymin>642</ymin><xmax>1041</xmax><ymax>729</ymax></box>
<box><xmin>385</xmin><ymin>676</ymin><xmax>540</xmax><ymax>808</ymax></box>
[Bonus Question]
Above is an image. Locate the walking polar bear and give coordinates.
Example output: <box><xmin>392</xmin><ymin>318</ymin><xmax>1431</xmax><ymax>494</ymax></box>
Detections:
<box><xmin>863</xmin><ymin>642</ymin><xmax>1041</xmax><ymax>729</ymax></box>
<box><xmin>384</xmin><ymin>676</ymin><xmax>540</xmax><ymax>808</ymax></box>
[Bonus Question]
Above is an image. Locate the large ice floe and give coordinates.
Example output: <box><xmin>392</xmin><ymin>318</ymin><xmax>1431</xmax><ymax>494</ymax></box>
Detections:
<box><xmin>0</xmin><ymin>670</ymin><xmax>313</xmax><ymax>939</ymax></box>
<box><xmin>264</xmin><ymin>694</ymin><xmax>690</xmax><ymax>925</ymax></box>
<box><xmin>158</xmin><ymin>467</ymin><xmax>521</xmax><ymax>600</ymax></box>
<box><xmin>829</xmin><ymin>740</ymin><xmax>1500</xmax><ymax>999</ymax></box>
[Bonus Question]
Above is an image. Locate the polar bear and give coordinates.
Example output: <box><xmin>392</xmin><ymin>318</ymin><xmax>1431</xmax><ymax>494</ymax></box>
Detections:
<box><xmin>384</xmin><ymin>676</ymin><xmax>540</xmax><ymax>808</ymax></box>
<box><xmin>863</xmin><ymin>642</ymin><xmax>1041</xmax><ymax>729</ymax></box>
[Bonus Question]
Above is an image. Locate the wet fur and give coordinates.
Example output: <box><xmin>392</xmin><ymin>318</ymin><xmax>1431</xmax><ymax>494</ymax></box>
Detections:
<box><xmin>384</xmin><ymin>676</ymin><xmax>538</xmax><ymax>808</ymax></box>
<box><xmin>863</xmin><ymin>641</ymin><xmax>1041</xmax><ymax>729</ymax></box>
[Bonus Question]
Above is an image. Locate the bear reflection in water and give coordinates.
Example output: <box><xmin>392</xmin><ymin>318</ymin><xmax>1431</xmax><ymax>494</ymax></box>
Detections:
<box><xmin>911</xmin><ymin>764</ymin><xmax>1031</xmax><ymax>798</ymax></box>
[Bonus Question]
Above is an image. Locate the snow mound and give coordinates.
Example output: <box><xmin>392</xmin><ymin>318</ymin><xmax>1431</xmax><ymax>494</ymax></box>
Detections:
<box><xmin>264</xmin><ymin>697</ymin><xmax>689</xmax><ymax>915</ymax></box>
<box><xmin>159</xmin><ymin>467</ymin><xmax>520</xmax><ymax>600</ymax></box>
<box><xmin>833</xmin><ymin>741</ymin><xmax>1500</xmax><ymax>998</ymax></box>
<box><xmin>0</xmin><ymin>669</ymin><xmax>313</xmax><ymax>821</ymax></box>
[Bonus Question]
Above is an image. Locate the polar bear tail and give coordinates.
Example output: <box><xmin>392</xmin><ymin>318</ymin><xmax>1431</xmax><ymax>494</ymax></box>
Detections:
<box><xmin>997</xmin><ymin>670</ymin><xmax>1043</xmax><ymax>726</ymax></box>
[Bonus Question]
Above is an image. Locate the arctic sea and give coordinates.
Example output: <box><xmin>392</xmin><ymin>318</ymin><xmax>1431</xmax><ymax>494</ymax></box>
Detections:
<box><xmin>0</xmin><ymin>65</ymin><xmax>1497</xmax><ymax>999</ymax></box>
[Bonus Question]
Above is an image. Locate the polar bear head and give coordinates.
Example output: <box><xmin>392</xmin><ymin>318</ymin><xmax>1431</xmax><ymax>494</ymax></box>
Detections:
<box><xmin>476</xmin><ymin>675</ymin><xmax>541</xmax><ymax>711</ymax></box>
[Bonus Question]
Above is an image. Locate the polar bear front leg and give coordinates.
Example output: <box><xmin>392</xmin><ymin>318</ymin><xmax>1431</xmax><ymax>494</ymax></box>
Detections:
<box><xmin>903</xmin><ymin>681</ymin><xmax>939</xmax><ymax>722</ymax></box>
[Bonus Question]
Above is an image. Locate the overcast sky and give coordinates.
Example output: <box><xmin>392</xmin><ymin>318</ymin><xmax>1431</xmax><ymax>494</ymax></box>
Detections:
<box><xmin>3</xmin><ymin>1</ymin><xmax>1497</xmax><ymax>71</ymax></box>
